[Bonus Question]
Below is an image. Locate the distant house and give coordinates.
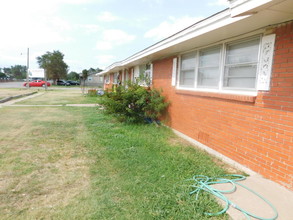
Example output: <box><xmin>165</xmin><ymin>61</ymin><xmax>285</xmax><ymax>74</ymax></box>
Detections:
<box><xmin>98</xmin><ymin>0</ymin><xmax>293</xmax><ymax>190</ymax></box>
<box><xmin>85</xmin><ymin>73</ymin><xmax>104</xmax><ymax>87</ymax></box>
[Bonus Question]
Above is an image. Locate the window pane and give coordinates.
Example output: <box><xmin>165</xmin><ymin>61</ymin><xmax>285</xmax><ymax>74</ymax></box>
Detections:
<box><xmin>180</xmin><ymin>70</ymin><xmax>195</xmax><ymax>87</ymax></box>
<box><xmin>224</xmin><ymin>65</ymin><xmax>257</xmax><ymax>88</ymax></box>
<box><xmin>224</xmin><ymin>77</ymin><xmax>255</xmax><ymax>88</ymax></box>
<box><xmin>224</xmin><ymin>38</ymin><xmax>260</xmax><ymax>89</ymax></box>
<box><xmin>198</xmin><ymin>67</ymin><xmax>220</xmax><ymax>87</ymax></box>
<box><xmin>198</xmin><ymin>47</ymin><xmax>220</xmax><ymax>88</ymax></box>
<box><xmin>226</xmin><ymin>38</ymin><xmax>260</xmax><ymax>64</ymax></box>
<box><xmin>113</xmin><ymin>73</ymin><xmax>118</xmax><ymax>84</ymax></box>
<box><xmin>199</xmin><ymin>47</ymin><xmax>220</xmax><ymax>67</ymax></box>
<box><xmin>180</xmin><ymin>52</ymin><xmax>196</xmax><ymax>87</ymax></box>
<box><xmin>139</xmin><ymin>65</ymin><xmax>146</xmax><ymax>74</ymax></box>
<box><xmin>225</xmin><ymin>65</ymin><xmax>257</xmax><ymax>77</ymax></box>
<box><xmin>181</xmin><ymin>52</ymin><xmax>196</xmax><ymax>70</ymax></box>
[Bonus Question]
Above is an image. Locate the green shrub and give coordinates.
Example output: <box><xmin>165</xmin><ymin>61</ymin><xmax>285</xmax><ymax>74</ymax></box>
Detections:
<box><xmin>99</xmin><ymin>82</ymin><xmax>169</xmax><ymax>123</ymax></box>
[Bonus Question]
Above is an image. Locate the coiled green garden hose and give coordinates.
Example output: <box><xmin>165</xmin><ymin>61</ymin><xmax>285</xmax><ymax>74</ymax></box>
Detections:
<box><xmin>188</xmin><ymin>174</ymin><xmax>278</xmax><ymax>220</ymax></box>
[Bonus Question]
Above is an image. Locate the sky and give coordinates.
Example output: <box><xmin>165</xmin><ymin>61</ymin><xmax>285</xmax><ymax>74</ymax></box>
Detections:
<box><xmin>0</xmin><ymin>0</ymin><xmax>229</xmax><ymax>73</ymax></box>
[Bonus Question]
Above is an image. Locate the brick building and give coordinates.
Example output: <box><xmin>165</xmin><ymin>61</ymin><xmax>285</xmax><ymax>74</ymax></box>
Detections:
<box><xmin>98</xmin><ymin>0</ymin><xmax>293</xmax><ymax>189</ymax></box>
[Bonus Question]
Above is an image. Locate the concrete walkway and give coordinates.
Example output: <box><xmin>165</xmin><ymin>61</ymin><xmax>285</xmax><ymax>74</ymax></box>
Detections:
<box><xmin>174</xmin><ymin>129</ymin><xmax>293</xmax><ymax>220</ymax></box>
<box><xmin>0</xmin><ymin>92</ymin><xmax>43</xmax><ymax>107</ymax></box>
<box><xmin>214</xmin><ymin>174</ymin><xmax>293</xmax><ymax>220</ymax></box>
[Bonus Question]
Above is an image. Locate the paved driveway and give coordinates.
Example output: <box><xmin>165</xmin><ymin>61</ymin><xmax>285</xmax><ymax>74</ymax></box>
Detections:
<box><xmin>0</xmin><ymin>81</ymin><xmax>24</xmax><ymax>88</ymax></box>
<box><xmin>0</xmin><ymin>82</ymin><xmax>81</xmax><ymax>90</ymax></box>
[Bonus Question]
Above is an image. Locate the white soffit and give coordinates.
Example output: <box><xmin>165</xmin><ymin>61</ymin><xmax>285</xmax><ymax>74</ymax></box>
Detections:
<box><xmin>230</xmin><ymin>0</ymin><xmax>293</xmax><ymax>17</ymax></box>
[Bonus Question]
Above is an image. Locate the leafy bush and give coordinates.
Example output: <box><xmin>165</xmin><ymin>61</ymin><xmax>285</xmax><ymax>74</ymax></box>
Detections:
<box><xmin>99</xmin><ymin>82</ymin><xmax>169</xmax><ymax>123</ymax></box>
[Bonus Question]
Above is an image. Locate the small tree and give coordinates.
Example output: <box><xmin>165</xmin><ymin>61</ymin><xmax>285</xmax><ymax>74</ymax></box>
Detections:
<box><xmin>81</xmin><ymin>69</ymin><xmax>88</xmax><ymax>94</ymax></box>
<box><xmin>37</xmin><ymin>50</ymin><xmax>68</xmax><ymax>84</ymax></box>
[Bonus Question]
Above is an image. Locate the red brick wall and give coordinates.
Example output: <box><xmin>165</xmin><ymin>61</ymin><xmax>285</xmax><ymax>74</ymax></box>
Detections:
<box><xmin>104</xmin><ymin>68</ymin><xmax>134</xmax><ymax>90</ymax></box>
<box><xmin>256</xmin><ymin>22</ymin><xmax>293</xmax><ymax>111</ymax></box>
<box><xmin>152</xmin><ymin>22</ymin><xmax>293</xmax><ymax>189</ymax></box>
<box><xmin>104</xmin><ymin>74</ymin><xmax>113</xmax><ymax>91</ymax></box>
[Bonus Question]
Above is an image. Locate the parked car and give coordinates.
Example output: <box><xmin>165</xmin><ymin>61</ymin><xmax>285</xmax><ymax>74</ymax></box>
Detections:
<box><xmin>66</xmin><ymin>80</ymin><xmax>80</xmax><ymax>85</ymax></box>
<box><xmin>57</xmin><ymin>80</ymin><xmax>70</xmax><ymax>86</ymax></box>
<box><xmin>23</xmin><ymin>78</ymin><xmax>32</xmax><ymax>82</ymax></box>
<box><xmin>23</xmin><ymin>80</ymin><xmax>51</xmax><ymax>87</ymax></box>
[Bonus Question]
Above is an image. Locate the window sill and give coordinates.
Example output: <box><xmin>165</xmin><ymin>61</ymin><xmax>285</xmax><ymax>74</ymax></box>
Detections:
<box><xmin>175</xmin><ymin>88</ymin><xmax>256</xmax><ymax>103</ymax></box>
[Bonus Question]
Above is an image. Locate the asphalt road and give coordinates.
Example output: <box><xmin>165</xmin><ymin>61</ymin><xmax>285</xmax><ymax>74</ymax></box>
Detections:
<box><xmin>0</xmin><ymin>81</ymin><xmax>25</xmax><ymax>88</ymax></box>
<box><xmin>0</xmin><ymin>81</ymin><xmax>80</xmax><ymax>90</ymax></box>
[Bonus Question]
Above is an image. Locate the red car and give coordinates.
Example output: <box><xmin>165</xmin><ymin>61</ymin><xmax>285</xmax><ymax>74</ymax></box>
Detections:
<box><xmin>23</xmin><ymin>80</ymin><xmax>51</xmax><ymax>87</ymax></box>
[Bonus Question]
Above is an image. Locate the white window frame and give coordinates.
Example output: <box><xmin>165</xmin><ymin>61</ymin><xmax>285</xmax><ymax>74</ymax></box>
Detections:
<box><xmin>135</xmin><ymin>63</ymin><xmax>153</xmax><ymax>86</ymax></box>
<box><xmin>121</xmin><ymin>69</ymin><xmax>125</xmax><ymax>84</ymax></box>
<box><xmin>105</xmin><ymin>74</ymin><xmax>110</xmax><ymax>84</ymax></box>
<box><xmin>197</xmin><ymin>46</ymin><xmax>222</xmax><ymax>89</ymax></box>
<box><xmin>172</xmin><ymin>57</ymin><xmax>177</xmax><ymax>86</ymax></box>
<box><xmin>177</xmin><ymin>35</ymin><xmax>263</xmax><ymax>96</ymax></box>
<box><xmin>125</xmin><ymin>69</ymin><xmax>129</xmax><ymax>82</ymax></box>
<box><xmin>113</xmin><ymin>72</ymin><xmax>119</xmax><ymax>84</ymax></box>
<box><xmin>133</xmin><ymin>66</ymin><xmax>139</xmax><ymax>83</ymax></box>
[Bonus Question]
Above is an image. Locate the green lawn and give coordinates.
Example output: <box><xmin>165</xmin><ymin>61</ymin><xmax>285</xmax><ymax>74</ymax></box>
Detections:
<box><xmin>0</xmin><ymin>90</ymin><xmax>231</xmax><ymax>219</ymax></box>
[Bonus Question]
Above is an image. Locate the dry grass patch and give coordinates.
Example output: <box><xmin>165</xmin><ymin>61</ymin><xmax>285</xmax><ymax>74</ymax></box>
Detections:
<box><xmin>14</xmin><ymin>89</ymin><xmax>98</xmax><ymax>105</ymax></box>
<box><xmin>0</xmin><ymin>88</ymin><xmax>37</xmax><ymax>100</ymax></box>
<box><xmin>0</xmin><ymin>107</ymin><xmax>91</xmax><ymax>219</ymax></box>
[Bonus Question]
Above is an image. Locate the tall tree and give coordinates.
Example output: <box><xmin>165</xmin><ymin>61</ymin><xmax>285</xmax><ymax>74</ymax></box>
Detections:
<box><xmin>88</xmin><ymin>68</ymin><xmax>96</xmax><ymax>75</ymax></box>
<box><xmin>96</xmin><ymin>67</ymin><xmax>103</xmax><ymax>73</ymax></box>
<box><xmin>0</xmin><ymin>68</ymin><xmax>6</xmax><ymax>78</ymax></box>
<box><xmin>3</xmin><ymin>67</ymin><xmax>11</xmax><ymax>77</ymax></box>
<box><xmin>10</xmin><ymin>65</ymin><xmax>27</xmax><ymax>79</ymax></box>
<box><xmin>37</xmin><ymin>50</ymin><xmax>68</xmax><ymax>84</ymax></box>
<box><xmin>67</xmin><ymin>71</ymin><xmax>79</xmax><ymax>81</ymax></box>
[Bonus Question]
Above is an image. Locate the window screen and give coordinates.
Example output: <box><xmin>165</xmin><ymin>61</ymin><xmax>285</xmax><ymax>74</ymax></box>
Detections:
<box><xmin>224</xmin><ymin>38</ymin><xmax>260</xmax><ymax>89</ymax></box>
<box><xmin>198</xmin><ymin>47</ymin><xmax>221</xmax><ymax>88</ymax></box>
<box><xmin>180</xmin><ymin>52</ymin><xmax>196</xmax><ymax>87</ymax></box>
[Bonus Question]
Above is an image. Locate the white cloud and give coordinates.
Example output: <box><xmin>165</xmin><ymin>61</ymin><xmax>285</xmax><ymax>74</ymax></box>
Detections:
<box><xmin>81</xmin><ymin>24</ymin><xmax>101</xmax><ymax>34</ymax></box>
<box><xmin>96</xmin><ymin>42</ymin><xmax>113</xmax><ymax>50</ymax></box>
<box><xmin>144</xmin><ymin>16</ymin><xmax>203</xmax><ymax>41</ymax></box>
<box><xmin>96</xmin><ymin>11</ymin><xmax>121</xmax><ymax>22</ymax></box>
<box><xmin>0</xmin><ymin>53</ymin><xmax>25</xmax><ymax>65</ymax></box>
<box><xmin>0</xmin><ymin>0</ymin><xmax>78</xmax><ymax>49</ymax></box>
<box><xmin>208</xmin><ymin>0</ymin><xmax>230</xmax><ymax>7</ymax></box>
<box><xmin>0</xmin><ymin>0</ymin><xmax>96</xmax><ymax>69</ymax></box>
<box><xmin>96</xmin><ymin>29</ymin><xmax>136</xmax><ymax>50</ymax></box>
<box><xmin>96</xmin><ymin>55</ymin><xmax>116</xmax><ymax>68</ymax></box>
<box><xmin>141</xmin><ymin>0</ymin><xmax>164</xmax><ymax>7</ymax></box>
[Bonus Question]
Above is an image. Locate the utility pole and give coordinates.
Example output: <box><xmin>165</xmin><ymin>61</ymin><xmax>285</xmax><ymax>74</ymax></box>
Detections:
<box><xmin>26</xmin><ymin>48</ymin><xmax>29</xmax><ymax>88</ymax></box>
